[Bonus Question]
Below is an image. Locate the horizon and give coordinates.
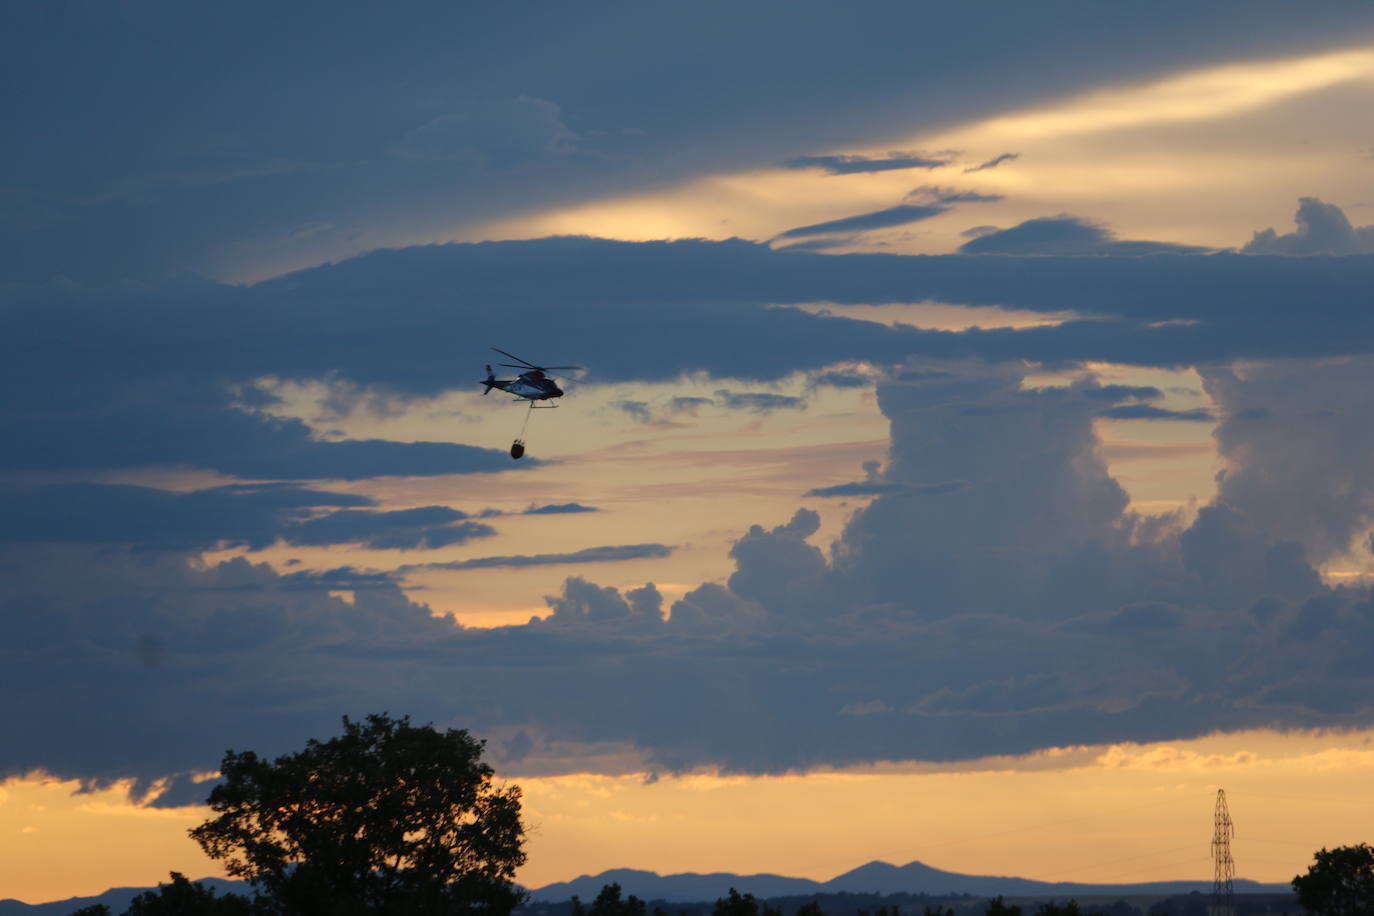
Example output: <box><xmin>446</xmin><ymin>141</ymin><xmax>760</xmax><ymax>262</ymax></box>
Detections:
<box><xmin>3</xmin><ymin>852</ymin><xmax>1293</xmax><ymax>909</ymax></box>
<box><xmin>6</xmin><ymin>2</ymin><xmax>1374</xmax><ymax>906</ymax></box>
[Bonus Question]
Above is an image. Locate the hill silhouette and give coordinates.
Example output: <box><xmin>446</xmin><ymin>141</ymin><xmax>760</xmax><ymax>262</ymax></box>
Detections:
<box><xmin>0</xmin><ymin>860</ymin><xmax>1293</xmax><ymax>914</ymax></box>
<box><xmin>525</xmin><ymin>859</ymin><xmax>1290</xmax><ymax>902</ymax></box>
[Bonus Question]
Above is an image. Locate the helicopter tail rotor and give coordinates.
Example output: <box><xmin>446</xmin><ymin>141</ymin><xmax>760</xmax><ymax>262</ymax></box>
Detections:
<box><xmin>482</xmin><ymin>365</ymin><xmax>495</xmax><ymax>395</ymax></box>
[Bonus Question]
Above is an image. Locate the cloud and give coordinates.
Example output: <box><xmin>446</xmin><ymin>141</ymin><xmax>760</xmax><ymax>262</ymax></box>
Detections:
<box><xmin>1097</xmin><ymin>405</ymin><xmax>1214</xmax><ymax>421</ymax></box>
<box><xmin>810</xmin><ymin>370</ymin><xmax>871</xmax><ymax>388</ymax></box>
<box><xmin>0</xmin><ymin>483</ymin><xmax>502</xmax><ymax>553</ymax></box>
<box><xmin>774</xmin><ymin>204</ymin><xmax>950</xmax><ymax>240</ymax></box>
<box><xmin>541</xmin><ymin>577</ymin><xmax>664</xmax><ymax>628</ymax></box>
<box><xmin>524</xmin><ymin>503</ymin><xmax>599</xmax><ymax>515</ymax></box>
<box><xmin>7</xmin><ymin>4</ymin><xmax>1374</xmax><ymax>283</ymax></box>
<box><xmin>958</xmin><ymin>216</ymin><xmax>1213</xmax><ymax>256</ymax></box>
<box><xmin>276</xmin><ymin>567</ymin><xmax>404</xmax><ymax>590</ymax></box>
<box><xmin>612</xmin><ymin>400</ymin><xmax>653</xmax><ymax>423</ymax></box>
<box><xmin>403</xmin><ymin>543</ymin><xmax>673</xmax><ymax>571</ymax></box>
<box><xmin>393</xmin><ymin>97</ymin><xmax>577</xmax><ymax>168</ymax></box>
<box><xmin>284</xmin><ymin>508</ymin><xmax>496</xmax><ymax>550</ymax></box>
<box><xmin>13</xmin><ymin>226</ymin><xmax>1374</xmax><ymax>509</ymax></box>
<box><xmin>1243</xmin><ymin>197</ymin><xmax>1374</xmax><ymax>255</ymax></box>
<box><xmin>12</xmin><ymin>358</ymin><xmax>1374</xmax><ymax>785</ymax></box>
<box><xmin>905</xmin><ymin>186</ymin><xmax>1004</xmax><ymax>204</ymax></box>
<box><xmin>1202</xmin><ymin>358</ymin><xmax>1374</xmax><ymax>560</ymax></box>
<box><xmin>713</xmin><ymin>390</ymin><xmax>807</xmax><ymax>413</ymax></box>
<box><xmin>0</xmin><ymin>483</ymin><xmax>365</xmax><ymax>551</ymax></box>
<box><xmin>963</xmin><ymin>152</ymin><xmax>1021</xmax><ymax>173</ymax></box>
<box><xmin>782</xmin><ymin>152</ymin><xmax>952</xmax><ymax>175</ymax></box>
<box><xmin>805</xmin><ymin>480</ymin><xmax>968</xmax><ymax>498</ymax></box>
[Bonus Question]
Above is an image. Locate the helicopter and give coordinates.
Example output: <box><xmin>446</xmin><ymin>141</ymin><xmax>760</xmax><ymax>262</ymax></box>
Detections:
<box><xmin>481</xmin><ymin>348</ymin><xmax>582</xmax><ymax>459</ymax></box>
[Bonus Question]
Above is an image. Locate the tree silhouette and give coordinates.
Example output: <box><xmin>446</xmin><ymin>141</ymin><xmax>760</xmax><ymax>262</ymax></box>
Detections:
<box><xmin>985</xmin><ymin>898</ymin><xmax>1023</xmax><ymax>916</ymax></box>
<box><xmin>711</xmin><ymin>888</ymin><xmax>780</xmax><ymax>916</ymax></box>
<box><xmin>124</xmin><ymin>872</ymin><xmax>256</xmax><ymax>915</ymax></box>
<box><xmin>1292</xmin><ymin>843</ymin><xmax>1374</xmax><ymax>916</ymax></box>
<box><xmin>1032</xmin><ymin>902</ymin><xmax>1087</xmax><ymax>916</ymax></box>
<box><xmin>190</xmin><ymin>713</ymin><xmax>525</xmax><ymax>916</ymax></box>
<box><xmin>571</xmin><ymin>884</ymin><xmax>648</xmax><ymax>916</ymax></box>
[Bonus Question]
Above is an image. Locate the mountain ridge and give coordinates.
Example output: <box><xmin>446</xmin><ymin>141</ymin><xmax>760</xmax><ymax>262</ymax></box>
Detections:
<box><xmin>0</xmin><ymin>861</ymin><xmax>1293</xmax><ymax>914</ymax></box>
<box><xmin>527</xmin><ymin>858</ymin><xmax>1292</xmax><ymax>903</ymax></box>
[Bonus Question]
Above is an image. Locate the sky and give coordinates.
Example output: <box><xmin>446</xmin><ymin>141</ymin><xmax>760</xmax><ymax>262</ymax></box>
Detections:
<box><xmin>7</xmin><ymin>0</ymin><xmax>1374</xmax><ymax>904</ymax></box>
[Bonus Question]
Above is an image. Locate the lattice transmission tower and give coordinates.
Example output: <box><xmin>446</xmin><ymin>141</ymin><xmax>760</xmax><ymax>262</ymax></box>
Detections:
<box><xmin>1211</xmin><ymin>788</ymin><xmax>1235</xmax><ymax>916</ymax></box>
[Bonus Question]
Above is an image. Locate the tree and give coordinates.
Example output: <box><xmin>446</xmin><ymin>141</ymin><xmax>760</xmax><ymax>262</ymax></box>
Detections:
<box><xmin>1292</xmin><ymin>843</ymin><xmax>1374</xmax><ymax>916</ymax></box>
<box><xmin>985</xmin><ymin>899</ymin><xmax>1023</xmax><ymax>916</ymax></box>
<box><xmin>189</xmin><ymin>713</ymin><xmax>525</xmax><ymax>916</ymax></box>
<box><xmin>124</xmin><ymin>872</ymin><xmax>256</xmax><ymax>915</ymax></box>
<box><xmin>712</xmin><ymin>889</ymin><xmax>779</xmax><ymax>916</ymax></box>
<box><xmin>1033</xmin><ymin>903</ymin><xmax>1086</xmax><ymax>916</ymax></box>
<box><xmin>574</xmin><ymin>884</ymin><xmax>647</xmax><ymax>916</ymax></box>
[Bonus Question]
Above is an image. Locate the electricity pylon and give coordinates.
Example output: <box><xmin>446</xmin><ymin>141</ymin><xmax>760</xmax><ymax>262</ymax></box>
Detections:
<box><xmin>1211</xmin><ymin>788</ymin><xmax>1235</xmax><ymax>916</ymax></box>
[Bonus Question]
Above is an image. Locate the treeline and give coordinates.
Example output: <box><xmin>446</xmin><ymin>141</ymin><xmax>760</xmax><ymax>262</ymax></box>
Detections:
<box><xmin>536</xmin><ymin>883</ymin><xmax>1299</xmax><ymax>916</ymax></box>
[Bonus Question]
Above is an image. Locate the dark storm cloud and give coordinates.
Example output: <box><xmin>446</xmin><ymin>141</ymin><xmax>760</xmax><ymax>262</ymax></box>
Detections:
<box><xmin>782</xmin><ymin>153</ymin><xmax>952</xmax><ymax>174</ymax></box>
<box><xmin>774</xmin><ymin>204</ymin><xmax>951</xmax><ymax>240</ymax></box>
<box><xmin>0</xmin><ymin>483</ymin><xmax>494</xmax><ymax>552</ymax></box>
<box><xmin>958</xmin><ymin>216</ymin><xmax>1213</xmax><ymax>256</ymax></box>
<box><xmin>12</xmin><ymin>358</ymin><xmax>1374</xmax><ymax>785</ymax></box>
<box><xmin>12</xmin><ymin>227</ymin><xmax>1374</xmax><ymax>491</ymax></box>
<box><xmin>10</xmin><ymin>2</ymin><xmax>1368</xmax><ymax>283</ymax></box>
<box><xmin>0</xmin><ymin>377</ymin><xmax>519</xmax><ymax>480</ymax></box>
<box><xmin>963</xmin><ymin>152</ymin><xmax>1021</xmax><ymax>173</ymax></box>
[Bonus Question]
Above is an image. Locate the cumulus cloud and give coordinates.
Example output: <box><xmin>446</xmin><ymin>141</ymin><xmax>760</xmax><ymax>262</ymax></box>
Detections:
<box><xmin>958</xmin><ymin>216</ymin><xmax>1213</xmax><ymax>256</ymax></box>
<box><xmin>12</xmin><ymin>356</ymin><xmax>1374</xmax><ymax>785</ymax></box>
<box><xmin>1202</xmin><ymin>358</ymin><xmax>1374</xmax><ymax>560</ymax></box>
<box><xmin>541</xmin><ymin>577</ymin><xmax>664</xmax><ymax>628</ymax></box>
<box><xmin>1243</xmin><ymin>197</ymin><xmax>1374</xmax><ymax>255</ymax></box>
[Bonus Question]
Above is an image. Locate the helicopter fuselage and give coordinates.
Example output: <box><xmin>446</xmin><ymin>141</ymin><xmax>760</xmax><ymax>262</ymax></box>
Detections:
<box><xmin>486</xmin><ymin>369</ymin><xmax>563</xmax><ymax>401</ymax></box>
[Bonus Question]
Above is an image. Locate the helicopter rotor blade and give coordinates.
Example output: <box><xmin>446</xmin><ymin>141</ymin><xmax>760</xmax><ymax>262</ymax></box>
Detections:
<box><xmin>491</xmin><ymin>347</ymin><xmax>537</xmax><ymax>369</ymax></box>
<box><xmin>539</xmin><ymin>365</ymin><xmax>583</xmax><ymax>371</ymax></box>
